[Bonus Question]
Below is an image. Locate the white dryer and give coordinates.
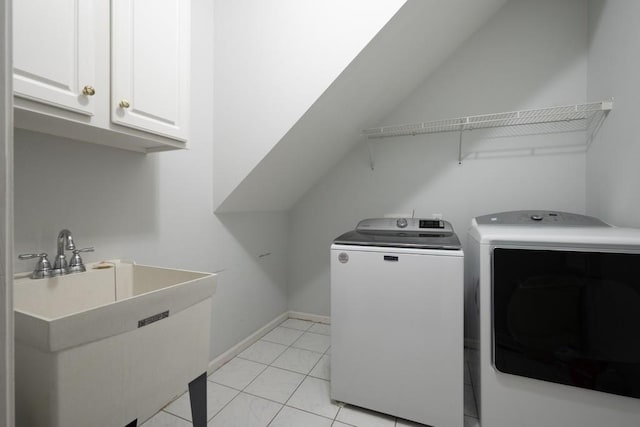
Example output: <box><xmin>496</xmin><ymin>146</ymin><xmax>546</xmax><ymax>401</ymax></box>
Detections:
<box><xmin>468</xmin><ymin>210</ymin><xmax>640</xmax><ymax>427</ymax></box>
<box><xmin>331</xmin><ymin>218</ymin><xmax>463</xmax><ymax>426</ymax></box>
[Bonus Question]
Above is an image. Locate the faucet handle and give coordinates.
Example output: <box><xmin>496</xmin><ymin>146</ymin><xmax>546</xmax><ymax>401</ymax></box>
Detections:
<box><xmin>19</xmin><ymin>252</ymin><xmax>47</xmax><ymax>260</ymax></box>
<box><xmin>73</xmin><ymin>247</ymin><xmax>95</xmax><ymax>254</ymax></box>
<box><xmin>68</xmin><ymin>247</ymin><xmax>95</xmax><ymax>273</ymax></box>
<box><xmin>18</xmin><ymin>253</ymin><xmax>54</xmax><ymax>279</ymax></box>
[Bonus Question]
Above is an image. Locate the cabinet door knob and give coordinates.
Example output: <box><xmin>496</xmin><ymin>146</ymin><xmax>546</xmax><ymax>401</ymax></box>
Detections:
<box><xmin>119</xmin><ymin>99</ymin><xmax>131</xmax><ymax>109</ymax></box>
<box><xmin>82</xmin><ymin>85</ymin><xmax>96</xmax><ymax>96</ymax></box>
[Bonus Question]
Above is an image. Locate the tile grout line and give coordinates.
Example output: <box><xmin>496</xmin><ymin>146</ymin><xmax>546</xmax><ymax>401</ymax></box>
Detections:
<box><xmin>144</xmin><ymin>321</ymin><xmax>286</xmax><ymax>425</ymax></box>
<box><xmin>157</xmin><ymin>391</ymin><xmax>193</xmax><ymax>424</ymax></box>
<box><xmin>464</xmin><ymin>347</ymin><xmax>480</xmax><ymax>424</ymax></box>
<box><xmin>159</xmin><ymin>409</ymin><xmax>192</xmax><ymax>424</ymax></box>
<box><xmin>332</xmin><ymin>406</ymin><xmax>343</xmax><ymax>425</ymax></box>
<box><xmin>209</xmin><ymin>319</ymin><xmax>330</xmax><ymax>426</ymax></box>
<box><xmin>266</xmin><ymin>319</ymin><xmax>327</xmax><ymax>426</ymax></box>
<box><xmin>237</xmin><ymin>342</ymin><xmax>326</xmax><ymax>362</ymax></box>
<box><xmin>235</xmin><ymin>340</ymin><xmax>289</xmax><ymax>364</ymax></box>
<box><xmin>203</xmin><ymin>328</ymin><xmax>472</xmax><ymax>427</ymax></box>
<box><xmin>208</xmin><ymin>371</ymin><xmax>327</xmax><ymax>415</ymax></box>
<box><xmin>202</xmin><ymin>390</ymin><xmax>238</xmax><ymax>424</ymax></box>
<box><xmin>280</xmin><ymin>320</ymin><xmax>334</xmax><ymax>424</ymax></box>
<box><xmin>205</xmin><ymin>358</ymin><xmax>271</xmax><ymax>424</ymax></box>
<box><xmin>209</xmin><ymin>322</ymin><xmax>473</xmax><ymax>427</ymax></box>
<box><xmin>165</xmin><ymin>319</ymin><xmax>332</xmax><ymax>427</ymax></box>
<box><xmin>210</xmin><ymin>341</ymin><xmax>326</xmax><ymax>384</ymax></box>
<box><xmin>231</xmin><ymin>357</ymin><xmax>328</xmax><ymax>379</ymax></box>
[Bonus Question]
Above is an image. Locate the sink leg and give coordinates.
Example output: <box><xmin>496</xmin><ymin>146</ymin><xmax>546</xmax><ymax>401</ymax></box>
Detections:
<box><xmin>189</xmin><ymin>372</ymin><xmax>207</xmax><ymax>427</ymax></box>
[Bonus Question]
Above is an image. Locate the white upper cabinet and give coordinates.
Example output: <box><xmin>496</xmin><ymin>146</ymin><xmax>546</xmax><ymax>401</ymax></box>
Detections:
<box><xmin>112</xmin><ymin>0</ymin><xmax>190</xmax><ymax>141</ymax></box>
<box><xmin>13</xmin><ymin>0</ymin><xmax>97</xmax><ymax>116</ymax></box>
<box><xmin>12</xmin><ymin>0</ymin><xmax>190</xmax><ymax>153</ymax></box>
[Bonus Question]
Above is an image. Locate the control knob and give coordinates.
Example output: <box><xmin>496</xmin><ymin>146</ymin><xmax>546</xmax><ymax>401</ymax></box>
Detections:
<box><xmin>396</xmin><ymin>218</ymin><xmax>408</xmax><ymax>228</ymax></box>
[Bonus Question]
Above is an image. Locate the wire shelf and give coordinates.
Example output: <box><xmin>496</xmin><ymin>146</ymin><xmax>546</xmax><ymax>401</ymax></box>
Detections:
<box><xmin>362</xmin><ymin>100</ymin><xmax>613</xmax><ymax>139</ymax></box>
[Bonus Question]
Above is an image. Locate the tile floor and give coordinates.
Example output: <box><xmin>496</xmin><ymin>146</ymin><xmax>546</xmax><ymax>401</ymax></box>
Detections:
<box><xmin>142</xmin><ymin>319</ymin><xmax>480</xmax><ymax>427</ymax></box>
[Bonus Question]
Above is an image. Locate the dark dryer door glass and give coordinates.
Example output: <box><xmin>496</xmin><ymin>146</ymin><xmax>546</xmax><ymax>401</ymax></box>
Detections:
<box><xmin>493</xmin><ymin>248</ymin><xmax>640</xmax><ymax>398</ymax></box>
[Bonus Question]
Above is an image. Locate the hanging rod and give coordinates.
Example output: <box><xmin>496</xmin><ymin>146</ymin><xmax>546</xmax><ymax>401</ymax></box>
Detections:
<box><xmin>362</xmin><ymin>99</ymin><xmax>613</xmax><ymax>139</ymax></box>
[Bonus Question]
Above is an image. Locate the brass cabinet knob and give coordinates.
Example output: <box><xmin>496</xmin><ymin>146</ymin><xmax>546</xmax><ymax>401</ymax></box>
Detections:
<box><xmin>82</xmin><ymin>85</ymin><xmax>96</xmax><ymax>96</ymax></box>
<box><xmin>119</xmin><ymin>99</ymin><xmax>130</xmax><ymax>109</ymax></box>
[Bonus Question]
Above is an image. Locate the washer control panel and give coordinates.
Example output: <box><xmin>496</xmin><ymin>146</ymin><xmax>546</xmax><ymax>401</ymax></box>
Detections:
<box><xmin>356</xmin><ymin>218</ymin><xmax>451</xmax><ymax>233</ymax></box>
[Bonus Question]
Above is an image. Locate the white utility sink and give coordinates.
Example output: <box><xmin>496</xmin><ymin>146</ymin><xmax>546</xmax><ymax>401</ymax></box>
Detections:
<box><xmin>14</xmin><ymin>260</ymin><xmax>217</xmax><ymax>427</ymax></box>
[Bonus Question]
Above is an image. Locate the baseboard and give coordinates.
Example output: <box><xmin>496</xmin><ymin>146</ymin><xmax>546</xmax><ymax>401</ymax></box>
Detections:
<box><xmin>207</xmin><ymin>311</ymin><xmax>288</xmax><ymax>374</ymax></box>
<box><xmin>207</xmin><ymin>310</ymin><xmax>331</xmax><ymax>374</ymax></box>
<box><xmin>464</xmin><ymin>338</ymin><xmax>479</xmax><ymax>350</ymax></box>
<box><xmin>288</xmin><ymin>311</ymin><xmax>330</xmax><ymax>324</ymax></box>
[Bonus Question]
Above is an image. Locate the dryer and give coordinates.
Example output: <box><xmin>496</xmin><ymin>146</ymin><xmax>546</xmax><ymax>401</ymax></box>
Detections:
<box><xmin>468</xmin><ymin>210</ymin><xmax>640</xmax><ymax>427</ymax></box>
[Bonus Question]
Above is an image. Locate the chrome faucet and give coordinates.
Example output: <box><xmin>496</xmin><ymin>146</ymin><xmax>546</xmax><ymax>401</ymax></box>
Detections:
<box><xmin>19</xmin><ymin>229</ymin><xmax>95</xmax><ymax>278</ymax></box>
<box><xmin>53</xmin><ymin>229</ymin><xmax>76</xmax><ymax>275</ymax></box>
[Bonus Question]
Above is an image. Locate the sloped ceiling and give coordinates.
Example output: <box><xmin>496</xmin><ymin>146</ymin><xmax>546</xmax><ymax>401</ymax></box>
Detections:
<box><xmin>216</xmin><ymin>0</ymin><xmax>508</xmax><ymax>213</ymax></box>
<box><xmin>213</xmin><ymin>0</ymin><xmax>406</xmax><ymax>210</ymax></box>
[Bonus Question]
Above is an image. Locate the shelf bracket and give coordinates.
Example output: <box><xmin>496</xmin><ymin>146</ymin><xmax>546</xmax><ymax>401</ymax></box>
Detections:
<box><xmin>458</xmin><ymin>126</ymin><xmax>465</xmax><ymax>165</ymax></box>
<box><xmin>367</xmin><ymin>140</ymin><xmax>375</xmax><ymax>170</ymax></box>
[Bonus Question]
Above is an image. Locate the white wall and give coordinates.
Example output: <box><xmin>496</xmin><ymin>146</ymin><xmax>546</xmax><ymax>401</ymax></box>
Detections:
<box><xmin>13</xmin><ymin>0</ymin><xmax>288</xmax><ymax>361</ymax></box>
<box><xmin>586</xmin><ymin>0</ymin><xmax>640</xmax><ymax>227</ymax></box>
<box><xmin>212</xmin><ymin>0</ymin><xmax>405</xmax><ymax>210</ymax></box>
<box><xmin>288</xmin><ymin>0</ymin><xmax>589</xmax><ymax>333</ymax></box>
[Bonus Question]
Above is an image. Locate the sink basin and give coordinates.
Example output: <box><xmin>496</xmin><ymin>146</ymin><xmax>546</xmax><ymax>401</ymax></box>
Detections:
<box><xmin>14</xmin><ymin>260</ymin><xmax>217</xmax><ymax>427</ymax></box>
<box><xmin>15</xmin><ymin>259</ymin><xmax>216</xmax><ymax>352</ymax></box>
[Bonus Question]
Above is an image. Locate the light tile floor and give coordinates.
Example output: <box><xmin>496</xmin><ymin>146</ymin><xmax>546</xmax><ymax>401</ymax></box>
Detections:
<box><xmin>142</xmin><ymin>319</ymin><xmax>480</xmax><ymax>427</ymax></box>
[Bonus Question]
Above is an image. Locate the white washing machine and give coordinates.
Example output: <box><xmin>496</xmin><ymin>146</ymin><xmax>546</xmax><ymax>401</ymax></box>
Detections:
<box><xmin>467</xmin><ymin>210</ymin><xmax>640</xmax><ymax>427</ymax></box>
<box><xmin>331</xmin><ymin>218</ymin><xmax>463</xmax><ymax>427</ymax></box>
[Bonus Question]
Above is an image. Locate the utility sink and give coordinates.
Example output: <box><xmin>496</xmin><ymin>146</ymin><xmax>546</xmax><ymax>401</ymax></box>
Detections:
<box><xmin>14</xmin><ymin>260</ymin><xmax>217</xmax><ymax>427</ymax></box>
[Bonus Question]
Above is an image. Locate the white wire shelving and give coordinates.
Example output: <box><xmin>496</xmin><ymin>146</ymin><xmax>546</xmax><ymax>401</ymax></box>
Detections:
<box><xmin>361</xmin><ymin>99</ymin><xmax>613</xmax><ymax>167</ymax></box>
<box><xmin>363</xmin><ymin>100</ymin><xmax>612</xmax><ymax>138</ymax></box>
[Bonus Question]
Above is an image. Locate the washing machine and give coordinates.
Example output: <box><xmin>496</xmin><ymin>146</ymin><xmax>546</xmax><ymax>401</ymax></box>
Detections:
<box><xmin>331</xmin><ymin>217</ymin><xmax>463</xmax><ymax>427</ymax></box>
<box><xmin>467</xmin><ymin>210</ymin><xmax>640</xmax><ymax>427</ymax></box>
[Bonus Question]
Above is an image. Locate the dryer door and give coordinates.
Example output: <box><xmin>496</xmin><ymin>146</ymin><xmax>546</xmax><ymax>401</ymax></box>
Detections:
<box><xmin>492</xmin><ymin>247</ymin><xmax>640</xmax><ymax>399</ymax></box>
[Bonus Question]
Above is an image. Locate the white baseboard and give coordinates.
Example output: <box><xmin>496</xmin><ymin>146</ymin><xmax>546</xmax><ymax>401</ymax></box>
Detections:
<box><xmin>208</xmin><ymin>311</ymin><xmax>288</xmax><ymax>374</ymax></box>
<box><xmin>288</xmin><ymin>311</ymin><xmax>330</xmax><ymax>324</ymax></box>
<box><xmin>207</xmin><ymin>311</ymin><xmax>331</xmax><ymax>374</ymax></box>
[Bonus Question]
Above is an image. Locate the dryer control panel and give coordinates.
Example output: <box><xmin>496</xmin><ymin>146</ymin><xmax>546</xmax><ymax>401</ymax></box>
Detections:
<box><xmin>475</xmin><ymin>210</ymin><xmax>609</xmax><ymax>227</ymax></box>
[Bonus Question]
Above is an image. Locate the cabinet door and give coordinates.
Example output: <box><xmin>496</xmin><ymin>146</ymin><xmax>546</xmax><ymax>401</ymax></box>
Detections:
<box><xmin>111</xmin><ymin>0</ymin><xmax>190</xmax><ymax>141</ymax></box>
<box><xmin>13</xmin><ymin>0</ymin><xmax>97</xmax><ymax>116</ymax></box>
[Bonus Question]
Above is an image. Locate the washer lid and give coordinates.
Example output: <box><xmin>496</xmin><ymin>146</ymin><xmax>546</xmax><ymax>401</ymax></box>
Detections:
<box><xmin>333</xmin><ymin>218</ymin><xmax>462</xmax><ymax>250</ymax></box>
